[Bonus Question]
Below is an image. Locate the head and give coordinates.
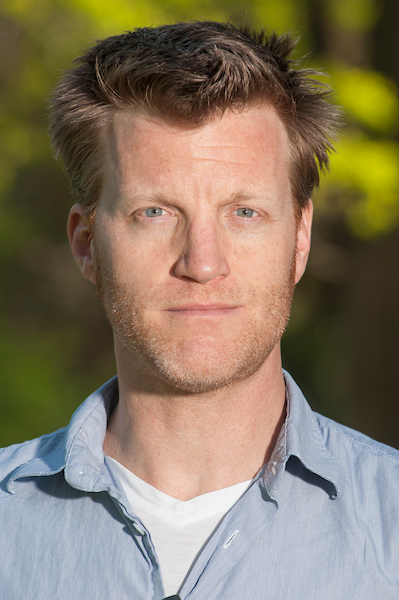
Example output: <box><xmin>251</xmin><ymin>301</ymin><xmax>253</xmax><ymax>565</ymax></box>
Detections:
<box><xmin>57</xmin><ymin>22</ymin><xmax>340</xmax><ymax>394</ymax></box>
<box><xmin>50</xmin><ymin>21</ymin><xmax>340</xmax><ymax>220</ymax></box>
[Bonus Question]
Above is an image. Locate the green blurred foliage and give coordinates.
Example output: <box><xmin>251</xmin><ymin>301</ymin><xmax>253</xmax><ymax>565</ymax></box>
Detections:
<box><xmin>1</xmin><ymin>0</ymin><xmax>399</xmax><ymax>446</ymax></box>
<box><xmin>326</xmin><ymin>0</ymin><xmax>380</xmax><ymax>32</ymax></box>
<box><xmin>317</xmin><ymin>63</ymin><xmax>399</xmax><ymax>236</ymax></box>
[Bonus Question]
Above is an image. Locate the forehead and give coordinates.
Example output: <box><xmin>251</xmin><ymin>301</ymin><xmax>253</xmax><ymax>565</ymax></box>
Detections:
<box><xmin>101</xmin><ymin>105</ymin><xmax>292</xmax><ymax>208</ymax></box>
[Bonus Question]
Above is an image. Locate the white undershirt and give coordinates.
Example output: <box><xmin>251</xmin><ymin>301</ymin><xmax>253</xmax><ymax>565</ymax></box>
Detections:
<box><xmin>107</xmin><ymin>457</ymin><xmax>251</xmax><ymax>597</ymax></box>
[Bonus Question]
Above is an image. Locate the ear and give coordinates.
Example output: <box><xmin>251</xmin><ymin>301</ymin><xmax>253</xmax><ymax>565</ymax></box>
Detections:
<box><xmin>67</xmin><ymin>203</ymin><xmax>96</xmax><ymax>284</ymax></box>
<box><xmin>295</xmin><ymin>200</ymin><xmax>313</xmax><ymax>284</ymax></box>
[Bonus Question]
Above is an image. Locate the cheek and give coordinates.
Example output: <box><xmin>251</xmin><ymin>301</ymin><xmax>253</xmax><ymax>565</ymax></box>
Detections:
<box><xmin>107</xmin><ymin>238</ymin><xmax>172</xmax><ymax>293</ymax></box>
<box><xmin>234</xmin><ymin>239</ymin><xmax>296</xmax><ymax>287</ymax></box>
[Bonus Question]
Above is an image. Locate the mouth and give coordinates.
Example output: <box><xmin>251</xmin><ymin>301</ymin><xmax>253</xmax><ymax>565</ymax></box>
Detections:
<box><xmin>165</xmin><ymin>304</ymin><xmax>241</xmax><ymax>317</ymax></box>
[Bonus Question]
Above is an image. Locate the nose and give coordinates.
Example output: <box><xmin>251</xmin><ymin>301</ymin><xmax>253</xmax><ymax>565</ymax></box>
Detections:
<box><xmin>173</xmin><ymin>218</ymin><xmax>230</xmax><ymax>284</ymax></box>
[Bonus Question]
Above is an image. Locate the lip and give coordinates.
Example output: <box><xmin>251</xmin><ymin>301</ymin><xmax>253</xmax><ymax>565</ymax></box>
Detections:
<box><xmin>165</xmin><ymin>304</ymin><xmax>241</xmax><ymax>317</ymax></box>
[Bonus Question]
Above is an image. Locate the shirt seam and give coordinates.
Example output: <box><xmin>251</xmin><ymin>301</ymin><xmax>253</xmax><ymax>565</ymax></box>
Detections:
<box><xmin>320</xmin><ymin>423</ymin><xmax>399</xmax><ymax>460</ymax></box>
<box><xmin>0</xmin><ymin>429</ymin><xmax>66</xmax><ymax>454</ymax></box>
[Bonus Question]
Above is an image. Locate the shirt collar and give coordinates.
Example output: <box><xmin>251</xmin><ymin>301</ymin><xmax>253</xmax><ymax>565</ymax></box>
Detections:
<box><xmin>7</xmin><ymin>377</ymin><xmax>119</xmax><ymax>493</ymax></box>
<box><xmin>63</xmin><ymin>377</ymin><xmax>119</xmax><ymax>491</ymax></box>
<box><xmin>8</xmin><ymin>372</ymin><xmax>347</xmax><ymax>500</ymax></box>
<box><xmin>262</xmin><ymin>370</ymin><xmax>347</xmax><ymax>501</ymax></box>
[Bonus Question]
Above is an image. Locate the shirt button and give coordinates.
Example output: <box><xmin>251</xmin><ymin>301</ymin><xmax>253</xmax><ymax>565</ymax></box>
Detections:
<box><xmin>132</xmin><ymin>522</ymin><xmax>145</xmax><ymax>535</ymax></box>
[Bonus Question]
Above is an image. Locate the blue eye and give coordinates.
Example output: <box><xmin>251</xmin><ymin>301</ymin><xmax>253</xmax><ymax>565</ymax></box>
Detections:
<box><xmin>236</xmin><ymin>207</ymin><xmax>255</xmax><ymax>218</ymax></box>
<box><xmin>144</xmin><ymin>207</ymin><xmax>165</xmax><ymax>217</ymax></box>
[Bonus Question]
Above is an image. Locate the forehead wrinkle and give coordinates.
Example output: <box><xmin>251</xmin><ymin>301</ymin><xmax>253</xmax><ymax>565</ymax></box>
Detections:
<box><xmin>188</xmin><ymin>141</ymin><xmax>263</xmax><ymax>161</ymax></box>
<box><xmin>173</xmin><ymin>155</ymin><xmax>251</xmax><ymax>166</ymax></box>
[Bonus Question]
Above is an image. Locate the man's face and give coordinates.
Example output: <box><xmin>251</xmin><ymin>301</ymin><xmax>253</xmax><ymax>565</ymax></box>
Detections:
<box><xmin>81</xmin><ymin>106</ymin><xmax>312</xmax><ymax>393</ymax></box>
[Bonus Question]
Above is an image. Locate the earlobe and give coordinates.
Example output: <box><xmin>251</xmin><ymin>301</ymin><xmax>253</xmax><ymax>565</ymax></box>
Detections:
<box><xmin>295</xmin><ymin>200</ymin><xmax>313</xmax><ymax>284</ymax></box>
<box><xmin>67</xmin><ymin>203</ymin><xmax>96</xmax><ymax>284</ymax></box>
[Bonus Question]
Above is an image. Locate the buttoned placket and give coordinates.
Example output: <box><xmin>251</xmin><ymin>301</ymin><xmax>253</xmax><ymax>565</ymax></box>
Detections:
<box><xmin>176</xmin><ymin>476</ymin><xmax>280</xmax><ymax>600</ymax></box>
<box><xmin>117</xmin><ymin>505</ymin><xmax>165</xmax><ymax>599</ymax></box>
<box><xmin>101</xmin><ymin>464</ymin><xmax>280</xmax><ymax>600</ymax></box>
<box><xmin>97</xmin><ymin>461</ymin><xmax>166</xmax><ymax>599</ymax></box>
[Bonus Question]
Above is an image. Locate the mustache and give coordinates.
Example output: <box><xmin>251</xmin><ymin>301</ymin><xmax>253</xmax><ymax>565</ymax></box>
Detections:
<box><xmin>97</xmin><ymin>274</ymin><xmax>258</xmax><ymax>306</ymax></box>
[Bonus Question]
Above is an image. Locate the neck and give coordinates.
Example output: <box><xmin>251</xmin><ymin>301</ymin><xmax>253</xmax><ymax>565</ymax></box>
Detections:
<box><xmin>103</xmin><ymin>346</ymin><xmax>286</xmax><ymax>501</ymax></box>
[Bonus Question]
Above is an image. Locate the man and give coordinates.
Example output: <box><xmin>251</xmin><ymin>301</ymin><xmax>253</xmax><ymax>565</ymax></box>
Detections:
<box><xmin>1</xmin><ymin>21</ymin><xmax>398</xmax><ymax>599</ymax></box>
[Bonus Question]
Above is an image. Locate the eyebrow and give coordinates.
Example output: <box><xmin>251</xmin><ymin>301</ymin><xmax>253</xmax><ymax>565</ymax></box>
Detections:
<box><xmin>226</xmin><ymin>189</ymin><xmax>283</xmax><ymax>208</ymax></box>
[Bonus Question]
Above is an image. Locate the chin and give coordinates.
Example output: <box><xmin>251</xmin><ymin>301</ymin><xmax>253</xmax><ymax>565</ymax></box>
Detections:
<box><xmin>129</xmin><ymin>337</ymin><xmax>277</xmax><ymax>395</ymax></box>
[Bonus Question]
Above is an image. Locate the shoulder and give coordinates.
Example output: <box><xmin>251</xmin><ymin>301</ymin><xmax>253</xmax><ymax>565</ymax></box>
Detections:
<box><xmin>315</xmin><ymin>411</ymin><xmax>399</xmax><ymax>462</ymax></box>
<box><xmin>284</xmin><ymin>370</ymin><xmax>399</xmax><ymax>490</ymax></box>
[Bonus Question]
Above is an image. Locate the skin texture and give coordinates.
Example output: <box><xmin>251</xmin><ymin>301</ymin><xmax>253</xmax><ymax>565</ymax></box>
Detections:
<box><xmin>68</xmin><ymin>106</ymin><xmax>313</xmax><ymax>499</ymax></box>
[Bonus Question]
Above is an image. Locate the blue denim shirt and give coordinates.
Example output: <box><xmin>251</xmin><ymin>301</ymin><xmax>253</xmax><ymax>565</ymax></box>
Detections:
<box><xmin>1</xmin><ymin>371</ymin><xmax>399</xmax><ymax>599</ymax></box>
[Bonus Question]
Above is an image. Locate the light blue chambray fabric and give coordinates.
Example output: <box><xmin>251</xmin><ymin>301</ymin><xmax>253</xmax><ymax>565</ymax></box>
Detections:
<box><xmin>1</xmin><ymin>371</ymin><xmax>399</xmax><ymax>599</ymax></box>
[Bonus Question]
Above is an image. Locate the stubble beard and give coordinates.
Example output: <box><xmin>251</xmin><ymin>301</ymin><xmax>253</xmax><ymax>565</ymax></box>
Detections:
<box><xmin>94</xmin><ymin>251</ymin><xmax>296</xmax><ymax>395</ymax></box>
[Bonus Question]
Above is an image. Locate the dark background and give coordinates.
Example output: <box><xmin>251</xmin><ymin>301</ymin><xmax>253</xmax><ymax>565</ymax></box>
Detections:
<box><xmin>1</xmin><ymin>0</ymin><xmax>399</xmax><ymax>447</ymax></box>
